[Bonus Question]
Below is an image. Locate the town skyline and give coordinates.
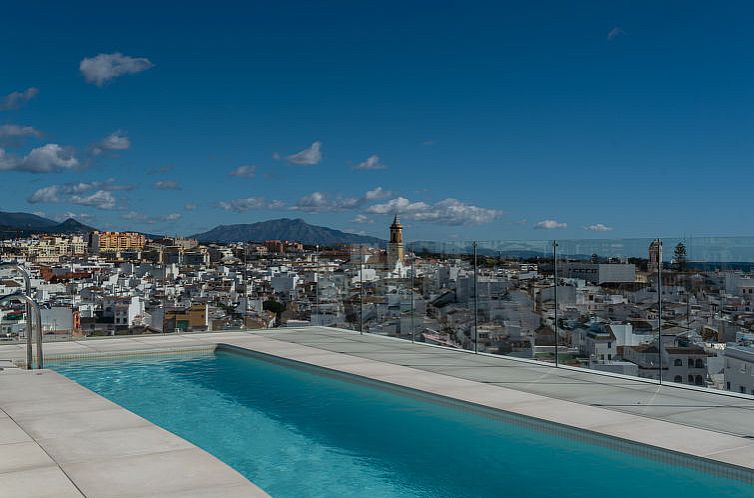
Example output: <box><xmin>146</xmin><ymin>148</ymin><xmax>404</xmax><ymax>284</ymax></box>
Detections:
<box><xmin>3</xmin><ymin>1</ymin><xmax>754</xmax><ymax>240</ymax></box>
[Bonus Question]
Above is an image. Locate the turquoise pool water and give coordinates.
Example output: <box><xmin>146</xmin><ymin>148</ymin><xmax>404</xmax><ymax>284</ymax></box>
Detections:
<box><xmin>53</xmin><ymin>350</ymin><xmax>752</xmax><ymax>498</ymax></box>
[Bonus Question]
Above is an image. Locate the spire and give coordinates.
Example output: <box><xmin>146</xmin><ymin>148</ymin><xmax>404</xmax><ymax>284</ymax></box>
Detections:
<box><xmin>391</xmin><ymin>214</ymin><xmax>402</xmax><ymax>228</ymax></box>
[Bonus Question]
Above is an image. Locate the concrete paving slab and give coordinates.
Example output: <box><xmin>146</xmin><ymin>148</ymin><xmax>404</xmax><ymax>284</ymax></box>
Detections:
<box><xmin>38</xmin><ymin>425</ymin><xmax>195</xmax><ymax>464</ymax></box>
<box><xmin>61</xmin><ymin>447</ymin><xmax>266</xmax><ymax>498</ymax></box>
<box><xmin>0</xmin><ymin>440</ymin><xmax>57</xmax><ymax>474</ymax></box>
<box><xmin>0</xmin><ymin>465</ymin><xmax>83</xmax><ymax>498</ymax></box>
<box><xmin>17</xmin><ymin>407</ymin><xmax>151</xmax><ymax>440</ymax></box>
<box><xmin>660</xmin><ymin>407</ymin><xmax>754</xmax><ymax>437</ymax></box>
<box><xmin>0</xmin><ymin>417</ymin><xmax>33</xmax><ymax>445</ymax></box>
<box><xmin>588</xmin><ymin>417</ymin><xmax>754</xmax><ymax>457</ymax></box>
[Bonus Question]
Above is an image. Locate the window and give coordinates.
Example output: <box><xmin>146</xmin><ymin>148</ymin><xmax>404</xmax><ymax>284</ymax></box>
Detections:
<box><xmin>695</xmin><ymin>359</ymin><xmax>704</xmax><ymax>369</ymax></box>
<box><xmin>674</xmin><ymin>359</ymin><xmax>682</xmax><ymax>366</ymax></box>
<box><xmin>688</xmin><ymin>358</ymin><xmax>693</xmax><ymax>367</ymax></box>
<box><xmin>674</xmin><ymin>375</ymin><xmax>682</xmax><ymax>383</ymax></box>
<box><xmin>695</xmin><ymin>375</ymin><xmax>704</xmax><ymax>386</ymax></box>
<box><xmin>688</xmin><ymin>375</ymin><xmax>694</xmax><ymax>383</ymax></box>
<box><xmin>727</xmin><ymin>382</ymin><xmax>731</xmax><ymax>390</ymax></box>
<box><xmin>741</xmin><ymin>386</ymin><xmax>746</xmax><ymax>394</ymax></box>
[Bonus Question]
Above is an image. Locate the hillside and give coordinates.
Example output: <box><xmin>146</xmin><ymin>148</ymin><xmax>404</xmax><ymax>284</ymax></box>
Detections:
<box><xmin>0</xmin><ymin>212</ymin><xmax>96</xmax><ymax>237</ymax></box>
<box><xmin>191</xmin><ymin>218</ymin><xmax>384</xmax><ymax>246</ymax></box>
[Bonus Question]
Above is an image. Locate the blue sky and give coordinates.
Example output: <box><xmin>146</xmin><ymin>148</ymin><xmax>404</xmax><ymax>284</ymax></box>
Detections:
<box><xmin>1</xmin><ymin>1</ymin><xmax>753</xmax><ymax>241</ymax></box>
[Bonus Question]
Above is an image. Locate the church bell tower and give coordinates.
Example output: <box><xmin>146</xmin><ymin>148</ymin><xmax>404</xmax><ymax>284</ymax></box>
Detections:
<box><xmin>387</xmin><ymin>215</ymin><xmax>404</xmax><ymax>268</ymax></box>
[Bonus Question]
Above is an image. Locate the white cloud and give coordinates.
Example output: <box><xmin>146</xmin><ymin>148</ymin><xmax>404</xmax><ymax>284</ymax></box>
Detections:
<box><xmin>607</xmin><ymin>27</ymin><xmax>625</xmax><ymax>41</ymax></box>
<box><xmin>365</xmin><ymin>197</ymin><xmax>431</xmax><ymax>215</ymax></box>
<box><xmin>79</xmin><ymin>53</ymin><xmax>154</xmax><ymax>86</ymax></box>
<box><xmin>366</xmin><ymin>197</ymin><xmax>501</xmax><ymax>225</ymax></box>
<box><xmin>293</xmin><ymin>187</ymin><xmax>392</xmax><ymax>213</ymax></box>
<box><xmin>91</xmin><ymin>130</ymin><xmax>130</xmax><ymax>155</ymax></box>
<box><xmin>162</xmin><ymin>213</ymin><xmax>181</xmax><ymax>221</ymax></box>
<box><xmin>229</xmin><ymin>164</ymin><xmax>256</xmax><ymax>177</ymax></box>
<box><xmin>353</xmin><ymin>154</ymin><xmax>387</xmax><ymax>170</ymax></box>
<box><xmin>0</xmin><ymin>124</ymin><xmax>42</xmax><ymax>146</ymax></box>
<box><xmin>154</xmin><ymin>180</ymin><xmax>180</xmax><ymax>190</ymax></box>
<box><xmin>352</xmin><ymin>214</ymin><xmax>373</xmax><ymax>224</ymax></box>
<box><xmin>218</xmin><ymin>197</ymin><xmax>285</xmax><ymax>212</ymax></box>
<box><xmin>364</xmin><ymin>186</ymin><xmax>391</xmax><ymax>200</ymax></box>
<box><xmin>293</xmin><ymin>192</ymin><xmax>363</xmax><ymax>213</ymax></box>
<box><xmin>0</xmin><ymin>87</ymin><xmax>39</xmax><ymax>110</ymax></box>
<box><xmin>281</xmin><ymin>141</ymin><xmax>322</xmax><ymax>165</ymax></box>
<box><xmin>534</xmin><ymin>219</ymin><xmax>568</xmax><ymax>230</ymax></box>
<box><xmin>122</xmin><ymin>211</ymin><xmax>144</xmax><ymax>220</ymax></box>
<box><xmin>70</xmin><ymin>190</ymin><xmax>116</xmax><ymax>210</ymax></box>
<box><xmin>584</xmin><ymin>223</ymin><xmax>613</xmax><ymax>232</ymax></box>
<box><xmin>184</xmin><ymin>203</ymin><xmax>197</xmax><ymax>210</ymax></box>
<box><xmin>28</xmin><ymin>180</ymin><xmax>132</xmax><ymax>207</ymax></box>
<box><xmin>28</xmin><ymin>185</ymin><xmax>62</xmax><ymax>203</ymax></box>
<box><xmin>0</xmin><ymin>144</ymin><xmax>79</xmax><ymax>173</ymax></box>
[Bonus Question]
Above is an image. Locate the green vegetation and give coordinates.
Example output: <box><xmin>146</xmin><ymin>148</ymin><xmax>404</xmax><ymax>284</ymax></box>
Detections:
<box><xmin>673</xmin><ymin>242</ymin><xmax>688</xmax><ymax>272</ymax></box>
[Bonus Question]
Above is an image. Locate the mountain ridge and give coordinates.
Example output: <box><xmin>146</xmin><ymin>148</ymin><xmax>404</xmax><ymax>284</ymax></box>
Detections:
<box><xmin>0</xmin><ymin>211</ymin><xmax>96</xmax><ymax>236</ymax></box>
<box><xmin>191</xmin><ymin>218</ymin><xmax>385</xmax><ymax>246</ymax></box>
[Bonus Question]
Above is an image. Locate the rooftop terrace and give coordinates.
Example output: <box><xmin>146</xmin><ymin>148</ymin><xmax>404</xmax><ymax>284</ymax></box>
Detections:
<box><xmin>1</xmin><ymin>327</ymin><xmax>754</xmax><ymax>495</ymax></box>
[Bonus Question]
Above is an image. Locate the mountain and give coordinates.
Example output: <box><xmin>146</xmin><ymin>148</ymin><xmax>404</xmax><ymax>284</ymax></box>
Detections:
<box><xmin>0</xmin><ymin>211</ymin><xmax>58</xmax><ymax>229</ymax></box>
<box><xmin>191</xmin><ymin>218</ymin><xmax>385</xmax><ymax>246</ymax></box>
<box><xmin>0</xmin><ymin>211</ymin><xmax>96</xmax><ymax>236</ymax></box>
<box><xmin>49</xmin><ymin>218</ymin><xmax>96</xmax><ymax>234</ymax></box>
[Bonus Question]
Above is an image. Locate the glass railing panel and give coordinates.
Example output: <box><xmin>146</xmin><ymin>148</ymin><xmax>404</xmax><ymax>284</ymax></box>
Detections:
<box><xmin>3</xmin><ymin>235</ymin><xmax>754</xmax><ymax>395</ymax></box>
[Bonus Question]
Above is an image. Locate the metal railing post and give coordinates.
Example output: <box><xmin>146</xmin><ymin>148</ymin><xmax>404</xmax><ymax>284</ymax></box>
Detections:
<box><xmin>410</xmin><ymin>244</ymin><xmax>415</xmax><ymax>343</ymax></box>
<box><xmin>34</xmin><ymin>300</ymin><xmax>43</xmax><ymax>369</ymax></box>
<box><xmin>657</xmin><ymin>239</ymin><xmax>663</xmax><ymax>384</ymax></box>
<box><xmin>473</xmin><ymin>241</ymin><xmax>478</xmax><ymax>354</ymax></box>
<box><xmin>553</xmin><ymin>240</ymin><xmax>558</xmax><ymax>367</ymax></box>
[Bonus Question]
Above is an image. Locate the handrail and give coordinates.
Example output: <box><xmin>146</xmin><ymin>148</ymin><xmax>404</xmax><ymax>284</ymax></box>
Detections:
<box><xmin>0</xmin><ymin>263</ymin><xmax>42</xmax><ymax>369</ymax></box>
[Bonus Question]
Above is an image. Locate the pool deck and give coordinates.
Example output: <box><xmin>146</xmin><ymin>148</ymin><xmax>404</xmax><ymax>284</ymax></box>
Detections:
<box><xmin>0</xmin><ymin>361</ymin><xmax>269</xmax><ymax>497</ymax></box>
<box><xmin>2</xmin><ymin>327</ymin><xmax>754</xmax><ymax>495</ymax></box>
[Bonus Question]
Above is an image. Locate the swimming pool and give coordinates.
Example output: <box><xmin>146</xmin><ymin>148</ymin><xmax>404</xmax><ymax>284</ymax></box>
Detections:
<box><xmin>52</xmin><ymin>348</ymin><xmax>753</xmax><ymax>498</ymax></box>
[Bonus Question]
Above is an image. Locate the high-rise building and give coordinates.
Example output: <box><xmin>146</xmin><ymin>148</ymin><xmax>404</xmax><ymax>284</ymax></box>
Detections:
<box><xmin>88</xmin><ymin>231</ymin><xmax>146</xmax><ymax>253</ymax></box>
<box><xmin>387</xmin><ymin>215</ymin><xmax>404</xmax><ymax>268</ymax></box>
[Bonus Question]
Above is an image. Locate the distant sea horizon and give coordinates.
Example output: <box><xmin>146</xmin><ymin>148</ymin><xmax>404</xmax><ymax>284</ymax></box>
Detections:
<box><xmin>407</xmin><ymin>236</ymin><xmax>754</xmax><ymax>263</ymax></box>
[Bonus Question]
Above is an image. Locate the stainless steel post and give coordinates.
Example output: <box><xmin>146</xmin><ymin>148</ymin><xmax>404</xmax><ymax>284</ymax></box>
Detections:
<box><xmin>657</xmin><ymin>239</ymin><xmax>663</xmax><ymax>384</ymax></box>
<box><xmin>473</xmin><ymin>241</ymin><xmax>478</xmax><ymax>354</ymax></box>
<box><xmin>553</xmin><ymin>240</ymin><xmax>558</xmax><ymax>367</ymax></box>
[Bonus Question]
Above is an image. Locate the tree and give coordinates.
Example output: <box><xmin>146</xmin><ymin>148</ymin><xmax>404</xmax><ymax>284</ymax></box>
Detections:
<box><xmin>263</xmin><ymin>299</ymin><xmax>286</xmax><ymax>326</ymax></box>
<box><xmin>673</xmin><ymin>242</ymin><xmax>688</xmax><ymax>272</ymax></box>
<box><xmin>263</xmin><ymin>300</ymin><xmax>285</xmax><ymax>314</ymax></box>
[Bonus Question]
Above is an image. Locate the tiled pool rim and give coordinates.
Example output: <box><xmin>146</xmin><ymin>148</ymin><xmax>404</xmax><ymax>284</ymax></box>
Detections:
<box><xmin>47</xmin><ymin>342</ymin><xmax>754</xmax><ymax>486</ymax></box>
